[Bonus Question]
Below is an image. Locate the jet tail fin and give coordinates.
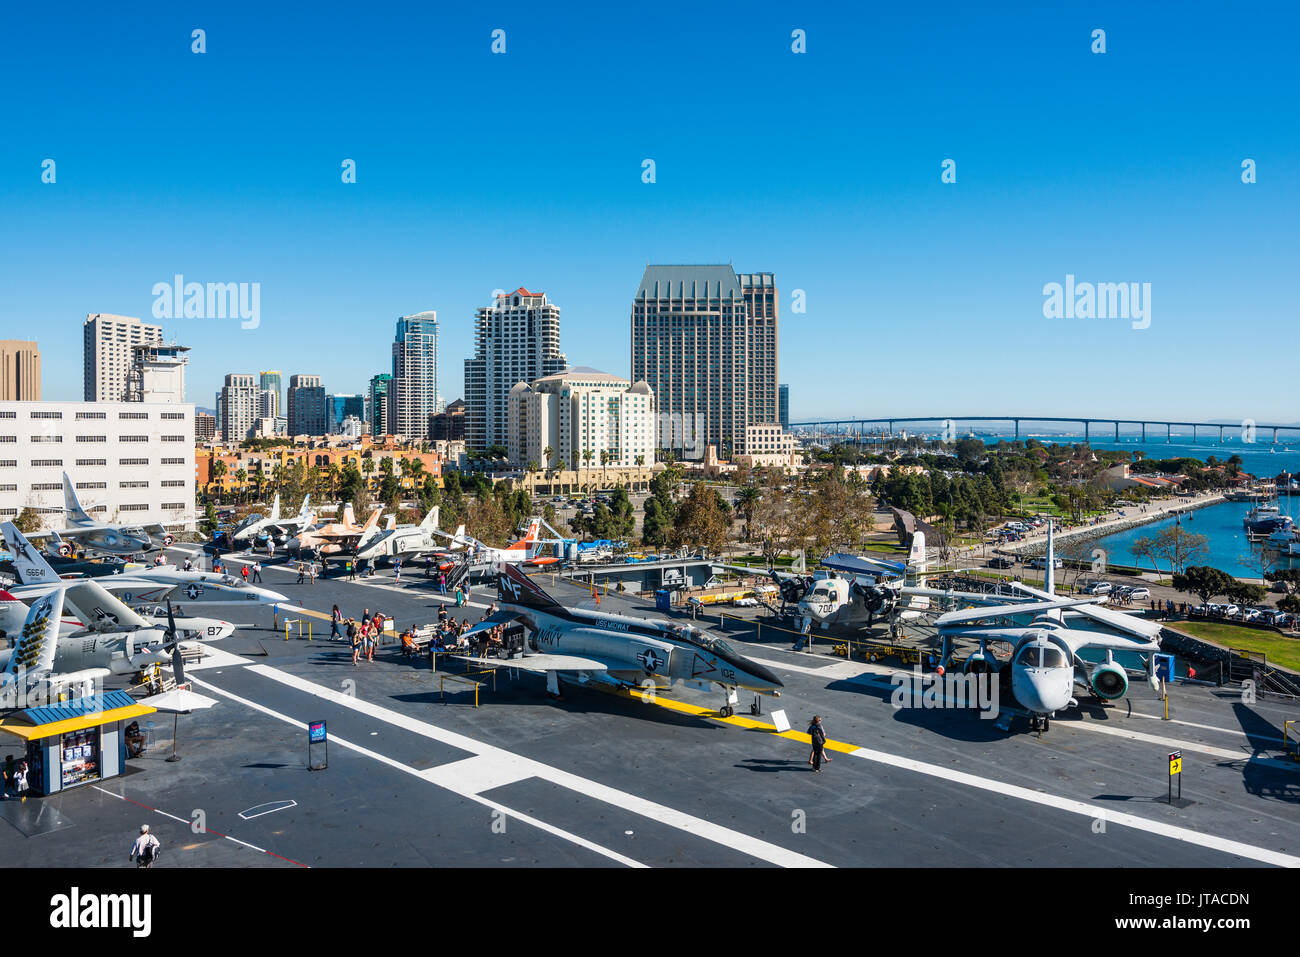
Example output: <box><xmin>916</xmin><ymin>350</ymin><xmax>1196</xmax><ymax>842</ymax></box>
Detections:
<box><xmin>295</xmin><ymin>495</ymin><xmax>311</xmax><ymax>525</ymax></box>
<box><xmin>343</xmin><ymin>503</ymin><xmax>356</xmax><ymax>528</ymax></box>
<box><xmin>268</xmin><ymin>493</ymin><xmax>281</xmax><ymax>523</ymax></box>
<box><xmin>362</xmin><ymin>507</ymin><xmax>381</xmax><ymax>532</ymax></box>
<box><xmin>63</xmin><ymin>472</ymin><xmax>93</xmax><ymax>525</ymax></box>
<box><xmin>498</xmin><ymin>562</ymin><xmax>566</xmax><ymax>614</ymax></box>
<box><xmin>419</xmin><ymin>506</ymin><xmax>439</xmax><ymax>533</ymax></box>
<box><xmin>2</xmin><ymin>522</ymin><xmax>62</xmax><ymax>585</ymax></box>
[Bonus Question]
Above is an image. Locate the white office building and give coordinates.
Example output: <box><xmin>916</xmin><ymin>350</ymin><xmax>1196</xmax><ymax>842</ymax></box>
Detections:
<box><xmin>0</xmin><ymin>400</ymin><xmax>196</xmax><ymax>531</ymax></box>
<box><xmin>466</xmin><ymin>288</ymin><xmax>567</xmax><ymax>451</ymax></box>
<box><xmin>507</xmin><ymin>368</ymin><xmax>655</xmax><ymax>471</ymax></box>
<box><xmin>83</xmin><ymin>314</ymin><xmax>163</xmax><ymax>402</ymax></box>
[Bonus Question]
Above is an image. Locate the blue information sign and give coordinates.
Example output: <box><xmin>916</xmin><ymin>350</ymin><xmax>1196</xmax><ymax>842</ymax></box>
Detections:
<box><xmin>309</xmin><ymin>720</ymin><xmax>327</xmax><ymax>743</ymax></box>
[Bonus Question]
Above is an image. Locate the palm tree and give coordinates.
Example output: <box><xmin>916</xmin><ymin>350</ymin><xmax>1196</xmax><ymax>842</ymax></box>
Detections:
<box><xmin>736</xmin><ymin>484</ymin><xmax>761</xmax><ymax>540</ymax></box>
<box><xmin>210</xmin><ymin>460</ymin><xmax>228</xmax><ymax>500</ymax></box>
<box><xmin>234</xmin><ymin>468</ymin><xmax>248</xmax><ymax>503</ymax></box>
<box><xmin>361</xmin><ymin>457</ymin><xmax>376</xmax><ymax>490</ymax></box>
<box><xmin>406</xmin><ymin>457</ymin><xmax>426</xmax><ymax>491</ymax></box>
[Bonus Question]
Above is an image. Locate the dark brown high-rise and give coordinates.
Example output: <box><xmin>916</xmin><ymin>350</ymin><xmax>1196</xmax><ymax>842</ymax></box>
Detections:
<box><xmin>0</xmin><ymin>340</ymin><xmax>41</xmax><ymax>400</ymax></box>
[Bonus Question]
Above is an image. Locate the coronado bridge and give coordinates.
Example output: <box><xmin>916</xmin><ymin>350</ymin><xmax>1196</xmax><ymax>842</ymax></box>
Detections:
<box><xmin>788</xmin><ymin>416</ymin><xmax>1300</xmax><ymax>445</ymax></box>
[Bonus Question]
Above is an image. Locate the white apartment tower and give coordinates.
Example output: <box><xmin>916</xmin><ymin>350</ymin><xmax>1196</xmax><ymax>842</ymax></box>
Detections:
<box><xmin>217</xmin><ymin>373</ymin><xmax>258</xmax><ymax>442</ymax></box>
<box><xmin>507</xmin><ymin>368</ymin><xmax>655</xmax><ymax>472</ymax></box>
<box><xmin>83</xmin><ymin>314</ymin><xmax>163</xmax><ymax>402</ymax></box>
<box><xmin>466</xmin><ymin>287</ymin><xmax>567</xmax><ymax>452</ymax></box>
<box><xmin>387</xmin><ymin>313</ymin><xmax>438</xmax><ymax>440</ymax></box>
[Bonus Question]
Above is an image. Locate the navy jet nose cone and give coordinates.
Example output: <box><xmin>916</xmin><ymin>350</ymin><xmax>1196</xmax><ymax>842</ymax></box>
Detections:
<box><xmin>745</xmin><ymin>657</ymin><xmax>784</xmax><ymax>690</ymax></box>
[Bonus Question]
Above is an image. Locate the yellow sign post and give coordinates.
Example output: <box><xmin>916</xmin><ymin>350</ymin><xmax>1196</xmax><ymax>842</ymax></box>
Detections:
<box><xmin>1168</xmin><ymin>750</ymin><xmax>1182</xmax><ymax>804</ymax></box>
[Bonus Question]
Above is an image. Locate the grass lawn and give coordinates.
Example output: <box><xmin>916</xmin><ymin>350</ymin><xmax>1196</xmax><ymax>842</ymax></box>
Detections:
<box><xmin>1174</xmin><ymin>621</ymin><xmax>1300</xmax><ymax>672</ymax></box>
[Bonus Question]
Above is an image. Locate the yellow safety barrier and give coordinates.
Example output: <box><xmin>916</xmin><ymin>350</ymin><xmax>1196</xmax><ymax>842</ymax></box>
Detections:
<box><xmin>437</xmin><ymin>668</ymin><xmax>497</xmax><ymax>708</ymax></box>
<box><xmin>282</xmin><ymin>618</ymin><xmax>312</xmax><ymax>640</ymax></box>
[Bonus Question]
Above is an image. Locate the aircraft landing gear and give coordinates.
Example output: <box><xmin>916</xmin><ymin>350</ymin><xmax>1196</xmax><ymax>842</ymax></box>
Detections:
<box><xmin>718</xmin><ymin>704</ymin><xmax>735</xmax><ymax>718</ymax></box>
<box><xmin>1029</xmin><ymin>715</ymin><xmax>1051</xmax><ymax>734</ymax></box>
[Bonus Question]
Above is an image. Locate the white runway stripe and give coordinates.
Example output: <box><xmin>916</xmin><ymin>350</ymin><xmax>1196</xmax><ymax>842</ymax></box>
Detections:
<box><xmin>845</xmin><ymin>745</ymin><xmax>1300</xmax><ymax>867</ymax></box>
<box><xmin>190</xmin><ymin>675</ymin><xmax>645</xmax><ymax>868</ymax></box>
<box><xmin>227</xmin><ymin>664</ymin><xmax>832</xmax><ymax>868</ymax></box>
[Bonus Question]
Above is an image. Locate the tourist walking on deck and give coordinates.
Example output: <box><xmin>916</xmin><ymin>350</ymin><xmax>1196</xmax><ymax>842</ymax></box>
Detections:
<box><xmin>331</xmin><ymin>604</ymin><xmax>342</xmax><ymax>640</ymax></box>
<box><xmin>129</xmin><ymin>825</ymin><xmax>160</xmax><ymax>868</ymax></box>
<box><xmin>808</xmin><ymin>716</ymin><xmax>831</xmax><ymax>772</ymax></box>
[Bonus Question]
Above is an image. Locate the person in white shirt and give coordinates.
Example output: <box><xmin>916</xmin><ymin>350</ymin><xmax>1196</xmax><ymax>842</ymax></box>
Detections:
<box><xmin>129</xmin><ymin>825</ymin><xmax>160</xmax><ymax>868</ymax></box>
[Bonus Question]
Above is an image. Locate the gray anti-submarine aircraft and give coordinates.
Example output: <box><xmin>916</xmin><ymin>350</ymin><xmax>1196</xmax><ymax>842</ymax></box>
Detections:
<box><xmin>934</xmin><ymin>521</ymin><xmax>1163</xmax><ymax>732</ymax></box>
<box><xmin>452</xmin><ymin>563</ymin><xmax>783</xmax><ymax>716</ymax></box>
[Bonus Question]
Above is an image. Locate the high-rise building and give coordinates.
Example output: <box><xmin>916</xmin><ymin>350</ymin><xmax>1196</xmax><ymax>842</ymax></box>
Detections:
<box><xmin>387</xmin><ymin>313</ymin><xmax>438</xmax><ymax>440</ymax></box>
<box><xmin>779</xmin><ymin>384</ymin><xmax>790</xmax><ymax>431</ymax></box>
<box><xmin>83</xmin><ymin>314</ymin><xmax>162</xmax><ymax>401</ymax></box>
<box><xmin>428</xmin><ymin>398</ymin><xmax>465</xmax><ymax>441</ymax></box>
<box><xmin>286</xmin><ymin>374</ymin><xmax>328</xmax><ymax>436</ymax></box>
<box><xmin>218</xmin><ymin>374</ymin><xmax>258</xmax><ymax>441</ymax></box>
<box><xmin>195</xmin><ymin>411</ymin><xmax>216</xmax><ymax>442</ymax></box>
<box><xmin>507</xmin><ymin>369</ymin><xmax>655</xmax><ymax>471</ymax></box>
<box><xmin>0</xmin><ymin>340</ymin><xmax>41</xmax><ymax>400</ymax></box>
<box><xmin>330</xmin><ymin>394</ymin><xmax>364</xmax><ymax>433</ymax></box>
<box><xmin>630</xmin><ymin>265</ymin><xmax>779</xmax><ymax>459</ymax></box>
<box><xmin>465</xmin><ymin>288</ymin><xmax>566</xmax><ymax>452</ymax></box>
<box><xmin>367</xmin><ymin>373</ymin><xmax>392</xmax><ymax>437</ymax></box>
<box><xmin>126</xmin><ymin>341</ymin><xmax>189</xmax><ymax>403</ymax></box>
<box><xmin>258</xmin><ymin>371</ymin><xmax>282</xmax><ymax>418</ymax></box>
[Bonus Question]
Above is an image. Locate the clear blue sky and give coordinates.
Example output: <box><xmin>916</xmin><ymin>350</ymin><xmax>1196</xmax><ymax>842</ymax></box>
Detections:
<box><xmin>1</xmin><ymin>1</ymin><xmax>1296</xmax><ymax>421</ymax></box>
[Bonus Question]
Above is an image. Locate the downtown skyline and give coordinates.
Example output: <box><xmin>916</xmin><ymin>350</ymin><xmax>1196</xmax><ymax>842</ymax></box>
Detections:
<box><xmin>1</xmin><ymin>1</ymin><xmax>1296</xmax><ymax>422</ymax></box>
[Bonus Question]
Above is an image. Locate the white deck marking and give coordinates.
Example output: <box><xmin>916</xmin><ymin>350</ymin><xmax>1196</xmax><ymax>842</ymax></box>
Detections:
<box><xmin>239</xmin><ymin>800</ymin><xmax>298</xmax><ymax>820</ymax></box>
<box><xmin>190</xmin><ymin>676</ymin><xmax>645</xmax><ymax>868</ymax></box>
<box><xmin>218</xmin><ymin>664</ymin><xmax>831</xmax><ymax>868</ymax></box>
<box><xmin>421</xmin><ymin>755</ymin><xmax>534</xmax><ymax>795</ymax></box>
<box><xmin>1128</xmin><ymin>709</ymin><xmax>1287</xmax><ymax>743</ymax></box>
<box><xmin>1061</xmin><ymin>720</ymin><xmax>1300</xmax><ymax>771</ymax></box>
<box><xmin>844</xmin><ymin>745</ymin><xmax>1300</xmax><ymax>867</ymax></box>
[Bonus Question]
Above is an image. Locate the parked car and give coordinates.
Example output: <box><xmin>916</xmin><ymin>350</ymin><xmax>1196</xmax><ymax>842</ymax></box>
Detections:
<box><xmin>1241</xmin><ymin>607</ymin><xmax>1266</xmax><ymax>622</ymax></box>
<box><xmin>1127</xmin><ymin>587</ymin><xmax>1151</xmax><ymax>601</ymax></box>
<box><xmin>1081</xmin><ymin>581</ymin><xmax>1112</xmax><ymax>596</ymax></box>
<box><xmin>989</xmin><ymin>557</ymin><xmax>1014</xmax><ymax>569</ymax></box>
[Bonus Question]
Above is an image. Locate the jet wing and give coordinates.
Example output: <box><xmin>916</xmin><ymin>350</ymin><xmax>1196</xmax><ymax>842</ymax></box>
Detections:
<box><xmin>936</xmin><ymin>597</ymin><xmax>1101</xmax><ymax>629</ymax></box>
<box><xmin>63</xmin><ymin>580</ymin><xmax>153</xmax><ymax>631</ymax></box>
<box><xmin>458</xmin><ymin>610</ymin><xmax>526</xmax><ymax>640</ymax></box>
<box><xmin>821</xmin><ymin>552</ymin><xmax>907</xmax><ymax>577</ymax></box>
<box><xmin>452</xmin><ymin>652</ymin><xmax>612</xmax><ymax>673</ymax></box>
<box><xmin>1010</xmin><ymin>581</ymin><xmax>1164</xmax><ymax>641</ymax></box>
<box><xmin>5</xmin><ymin>589</ymin><xmax>63</xmax><ymax>680</ymax></box>
<box><xmin>1062</xmin><ymin>631</ymin><xmax>1162</xmax><ymax>655</ymax></box>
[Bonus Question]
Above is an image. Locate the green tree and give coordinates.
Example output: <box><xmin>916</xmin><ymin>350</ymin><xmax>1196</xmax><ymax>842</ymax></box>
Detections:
<box><xmin>1172</xmin><ymin>566</ymin><xmax>1236</xmax><ymax>606</ymax></box>
<box><xmin>670</xmin><ymin>483</ymin><xmax>728</xmax><ymax>555</ymax></box>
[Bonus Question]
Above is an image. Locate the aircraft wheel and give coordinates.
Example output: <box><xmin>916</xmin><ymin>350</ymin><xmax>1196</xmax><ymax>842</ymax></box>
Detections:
<box><xmin>58</xmin><ymin>544</ymin><xmax>72</xmax><ymax>557</ymax></box>
<box><xmin>163</xmin><ymin>535</ymin><xmax>174</xmax><ymax>546</ymax></box>
<box><xmin>719</xmin><ymin>705</ymin><xmax>734</xmax><ymax>718</ymax></box>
